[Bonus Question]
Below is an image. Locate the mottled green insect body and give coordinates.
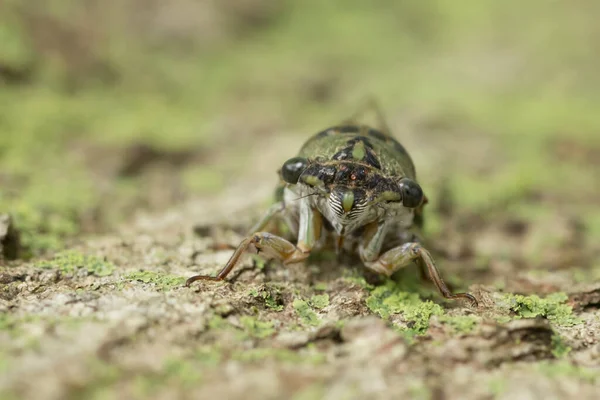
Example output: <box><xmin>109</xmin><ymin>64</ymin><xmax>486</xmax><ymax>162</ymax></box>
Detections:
<box><xmin>299</xmin><ymin>125</ymin><xmax>416</xmax><ymax>179</ymax></box>
<box><xmin>186</xmin><ymin>102</ymin><xmax>477</xmax><ymax>306</ymax></box>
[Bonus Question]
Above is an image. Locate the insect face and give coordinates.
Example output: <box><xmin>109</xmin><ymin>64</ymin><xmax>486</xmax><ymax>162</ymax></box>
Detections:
<box><xmin>284</xmin><ymin>159</ymin><xmax>422</xmax><ymax>235</ymax></box>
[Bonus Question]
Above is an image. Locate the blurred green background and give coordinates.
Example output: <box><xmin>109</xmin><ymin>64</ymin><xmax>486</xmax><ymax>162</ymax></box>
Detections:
<box><xmin>1</xmin><ymin>0</ymin><xmax>599</xmax><ymax>262</ymax></box>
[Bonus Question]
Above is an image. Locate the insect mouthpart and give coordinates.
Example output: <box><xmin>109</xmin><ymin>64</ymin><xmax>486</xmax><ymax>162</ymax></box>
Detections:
<box><xmin>323</xmin><ymin>186</ymin><xmax>372</xmax><ymax>234</ymax></box>
<box><xmin>329</xmin><ymin>187</ymin><xmax>367</xmax><ymax>217</ymax></box>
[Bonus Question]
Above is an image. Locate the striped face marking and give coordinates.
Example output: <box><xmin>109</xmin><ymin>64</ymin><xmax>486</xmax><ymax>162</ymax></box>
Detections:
<box><xmin>329</xmin><ymin>188</ymin><xmax>367</xmax><ymax>217</ymax></box>
<box><xmin>342</xmin><ymin>191</ymin><xmax>354</xmax><ymax>213</ymax></box>
<box><xmin>325</xmin><ymin>186</ymin><xmax>373</xmax><ymax>234</ymax></box>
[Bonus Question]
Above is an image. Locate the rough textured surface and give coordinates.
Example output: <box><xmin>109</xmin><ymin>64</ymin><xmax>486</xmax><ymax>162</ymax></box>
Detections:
<box><xmin>2</xmin><ymin>183</ymin><xmax>600</xmax><ymax>399</ymax></box>
<box><xmin>2</xmin><ymin>1</ymin><xmax>600</xmax><ymax>399</ymax></box>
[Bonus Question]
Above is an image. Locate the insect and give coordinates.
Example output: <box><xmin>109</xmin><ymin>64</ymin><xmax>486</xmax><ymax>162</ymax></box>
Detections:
<box><xmin>186</xmin><ymin>101</ymin><xmax>477</xmax><ymax>306</ymax></box>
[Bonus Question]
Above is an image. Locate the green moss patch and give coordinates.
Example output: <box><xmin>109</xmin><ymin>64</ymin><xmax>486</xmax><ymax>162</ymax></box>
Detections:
<box><xmin>342</xmin><ymin>270</ymin><xmax>375</xmax><ymax>290</ymax></box>
<box><xmin>248</xmin><ymin>286</ymin><xmax>284</xmax><ymax>311</ymax></box>
<box><xmin>366</xmin><ymin>281</ymin><xmax>443</xmax><ymax>336</ymax></box>
<box><xmin>506</xmin><ymin>293</ymin><xmax>582</xmax><ymax>327</ymax></box>
<box><xmin>36</xmin><ymin>251</ymin><xmax>115</xmax><ymax>277</ymax></box>
<box><xmin>309</xmin><ymin>294</ymin><xmax>329</xmax><ymax>309</ymax></box>
<box><xmin>293</xmin><ymin>299</ymin><xmax>321</xmax><ymax>327</ymax></box>
<box><xmin>438</xmin><ymin>315</ymin><xmax>479</xmax><ymax>334</ymax></box>
<box><xmin>551</xmin><ymin>334</ymin><xmax>572</xmax><ymax>359</ymax></box>
<box><xmin>123</xmin><ymin>271</ymin><xmax>185</xmax><ymax>291</ymax></box>
<box><xmin>239</xmin><ymin>316</ymin><xmax>276</xmax><ymax>339</ymax></box>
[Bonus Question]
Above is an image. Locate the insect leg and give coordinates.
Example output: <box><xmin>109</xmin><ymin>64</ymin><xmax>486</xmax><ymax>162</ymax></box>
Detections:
<box><xmin>359</xmin><ymin>230</ymin><xmax>477</xmax><ymax>305</ymax></box>
<box><xmin>186</xmin><ymin>198</ymin><xmax>321</xmax><ymax>286</ymax></box>
<box><xmin>186</xmin><ymin>232</ymin><xmax>310</xmax><ymax>286</ymax></box>
<box><xmin>207</xmin><ymin>201</ymin><xmax>287</xmax><ymax>251</ymax></box>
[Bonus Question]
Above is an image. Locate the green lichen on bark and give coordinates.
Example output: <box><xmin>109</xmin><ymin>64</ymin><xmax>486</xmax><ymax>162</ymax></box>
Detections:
<box><xmin>293</xmin><ymin>299</ymin><xmax>321</xmax><ymax>327</ymax></box>
<box><xmin>506</xmin><ymin>293</ymin><xmax>582</xmax><ymax>327</ymax></box>
<box><xmin>123</xmin><ymin>271</ymin><xmax>186</xmax><ymax>291</ymax></box>
<box><xmin>366</xmin><ymin>281</ymin><xmax>444</xmax><ymax>335</ymax></box>
<box><xmin>36</xmin><ymin>250</ymin><xmax>115</xmax><ymax>277</ymax></box>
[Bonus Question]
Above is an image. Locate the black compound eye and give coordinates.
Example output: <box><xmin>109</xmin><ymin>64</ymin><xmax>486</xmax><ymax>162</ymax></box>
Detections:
<box><xmin>398</xmin><ymin>178</ymin><xmax>423</xmax><ymax>208</ymax></box>
<box><xmin>281</xmin><ymin>157</ymin><xmax>308</xmax><ymax>184</ymax></box>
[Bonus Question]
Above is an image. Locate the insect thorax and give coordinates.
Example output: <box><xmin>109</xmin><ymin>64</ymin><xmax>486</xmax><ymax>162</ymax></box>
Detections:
<box><xmin>298</xmin><ymin>124</ymin><xmax>417</xmax><ymax>179</ymax></box>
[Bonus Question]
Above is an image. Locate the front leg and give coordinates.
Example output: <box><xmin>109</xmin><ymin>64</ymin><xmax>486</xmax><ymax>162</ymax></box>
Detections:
<box><xmin>359</xmin><ymin>223</ymin><xmax>477</xmax><ymax>306</ymax></box>
<box><xmin>186</xmin><ymin>197</ymin><xmax>322</xmax><ymax>286</ymax></box>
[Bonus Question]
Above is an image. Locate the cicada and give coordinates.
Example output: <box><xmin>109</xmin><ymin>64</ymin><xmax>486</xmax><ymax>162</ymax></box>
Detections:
<box><xmin>186</xmin><ymin>101</ymin><xmax>477</xmax><ymax>305</ymax></box>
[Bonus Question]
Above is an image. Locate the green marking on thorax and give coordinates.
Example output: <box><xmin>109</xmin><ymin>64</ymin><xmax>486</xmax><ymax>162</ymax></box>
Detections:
<box><xmin>351</xmin><ymin>141</ymin><xmax>366</xmax><ymax>160</ymax></box>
